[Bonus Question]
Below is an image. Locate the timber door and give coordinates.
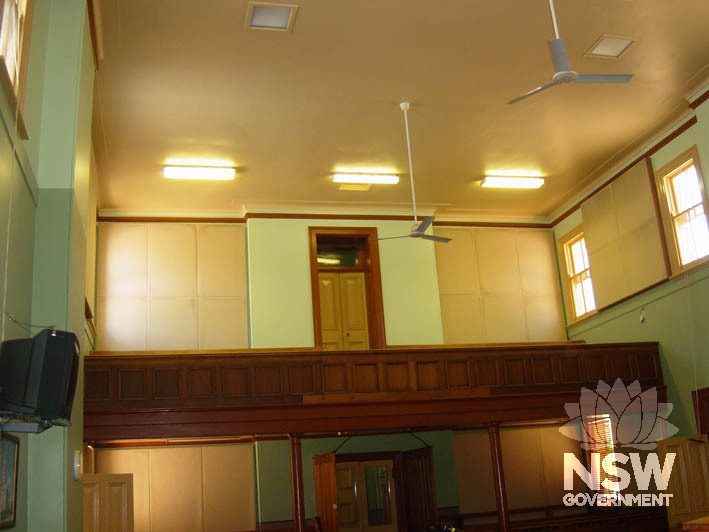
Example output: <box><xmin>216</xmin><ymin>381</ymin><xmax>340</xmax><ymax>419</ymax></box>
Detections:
<box><xmin>318</xmin><ymin>272</ymin><xmax>369</xmax><ymax>350</ymax></box>
<box><xmin>336</xmin><ymin>460</ymin><xmax>399</xmax><ymax>532</ymax></box>
<box><xmin>401</xmin><ymin>447</ymin><xmax>438</xmax><ymax>532</ymax></box>
<box><xmin>657</xmin><ymin>434</ymin><xmax>709</xmax><ymax>531</ymax></box>
<box><xmin>83</xmin><ymin>473</ymin><xmax>135</xmax><ymax>532</ymax></box>
<box><xmin>314</xmin><ymin>453</ymin><xmax>340</xmax><ymax>532</ymax></box>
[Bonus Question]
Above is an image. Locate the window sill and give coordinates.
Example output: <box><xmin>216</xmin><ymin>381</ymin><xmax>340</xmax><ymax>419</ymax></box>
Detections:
<box><xmin>0</xmin><ymin>57</ymin><xmax>29</xmax><ymax>140</ymax></box>
<box><xmin>670</xmin><ymin>254</ymin><xmax>709</xmax><ymax>280</ymax></box>
<box><xmin>566</xmin><ymin>310</ymin><xmax>599</xmax><ymax>329</ymax></box>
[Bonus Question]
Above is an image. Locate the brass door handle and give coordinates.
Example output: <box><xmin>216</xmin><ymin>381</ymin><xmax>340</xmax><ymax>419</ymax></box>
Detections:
<box><xmin>345</xmin><ymin>332</ymin><xmax>351</xmax><ymax>337</ymax></box>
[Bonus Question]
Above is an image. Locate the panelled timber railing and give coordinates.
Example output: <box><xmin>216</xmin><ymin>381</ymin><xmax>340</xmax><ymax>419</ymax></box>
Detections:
<box><xmin>84</xmin><ymin>341</ymin><xmax>663</xmax><ymax>440</ymax></box>
<box><xmin>84</xmin><ymin>341</ymin><xmax>665</xmax><ymax>532</ymax></box>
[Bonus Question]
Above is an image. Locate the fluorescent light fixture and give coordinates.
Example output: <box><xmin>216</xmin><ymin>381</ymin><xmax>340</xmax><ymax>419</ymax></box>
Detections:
<box><xmin>332</xmin><ymin>173</ymin><xmax>399</xmax><ymax>185</ymax></box>
<box><xmin>484</xmin><ymin>169</ymin><xmax>543</xmax><ymax>177</ymax></box>
<box><xmin>163</xmin><ymin>166</ymin><xmax>236</xmax><ymax>180</ymax></box>
<box><xmin>481</xmin><ymin>176</ymin><xmax>545</xmax><ymax>189</ymax></box>
<box><xmin>587</xmin><ymin>35</ymin><xmax>634</xmax><ymax>59</ymax></box>
<box><xmin>339</xmin><ymin>184</ymin><xmax>372</xmax><ymax>191</ymax></box>
<box><xmin>165</xmin><ymin>158</ymin><xmax>234</xmax><ymax>167</ymax></box>
<box><xmin>247</xmin><ymin>3</ymin><xmax>298</xmax><ymax>31</ymax></box>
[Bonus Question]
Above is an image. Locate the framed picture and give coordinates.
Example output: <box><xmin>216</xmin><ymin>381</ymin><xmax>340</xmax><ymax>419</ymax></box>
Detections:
<box><xmin>0</xmin><ymin>433</ymin><xmax>19</xmax><ymax>530</ymax></box>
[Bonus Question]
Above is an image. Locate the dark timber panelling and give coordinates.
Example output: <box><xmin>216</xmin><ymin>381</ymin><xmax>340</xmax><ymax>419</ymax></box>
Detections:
<box><xmin>84</xmin><ymin>342</ymin><xmax>664</xmax><ymax>440</ymax></box>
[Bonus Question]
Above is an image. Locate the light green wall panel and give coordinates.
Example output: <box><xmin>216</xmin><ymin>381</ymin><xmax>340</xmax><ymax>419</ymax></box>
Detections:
<box><xmin>255</xmin><ymin>440</ymin><xmax>294</xmax><ymax>522</ymax></box>
<box><xmin>247</xmin><ymin>218</ymin><xmax>444</xmax><ymax>348</ymax></box>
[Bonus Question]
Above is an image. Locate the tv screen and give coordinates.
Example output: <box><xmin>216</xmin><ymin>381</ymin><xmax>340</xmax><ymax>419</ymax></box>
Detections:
<box><xmin>0</xmin><ymin>328</ymin><xmax>79</xmax><ymax>422</ymax></box>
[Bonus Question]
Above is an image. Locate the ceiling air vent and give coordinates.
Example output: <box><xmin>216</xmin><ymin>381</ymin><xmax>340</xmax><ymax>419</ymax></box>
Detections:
<box><xmin>586</xmin><ymin>34</ymin><xmax>635</xmax><ymax>59</ymax></box>
<box><xmin>245</xmin><ymin>2</ymin><xmax>298</xmax><ymax>32</ymax></box>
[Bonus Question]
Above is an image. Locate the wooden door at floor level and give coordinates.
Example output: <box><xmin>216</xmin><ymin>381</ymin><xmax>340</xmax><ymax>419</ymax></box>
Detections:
<box><xmin>657</xmin><ymin>434</ymin><xmax>709</xmax><ymax>531</ymax></box>
<box><xmin>319</xmin><ymin>271</ymin><xmax>369</xmax><ymax>350</ymax></box>
<box><xmin>314</xmin><ymin>453</ymin><xmax>340</xmax><ymax>532</ymax></box>
<box><xmin>402</xmin><ymin>447</ymin><xmax>438</xmax><ymax>532</ymax></box>
<box><xmin>83</xmin><ymin>473</ymin><xmax>134</xmax><ymax>532</ymax></box>
<box><xmin>336</xmin><ymin>460</ymin><xmax>398</xmax><ymax>532</ymax></box>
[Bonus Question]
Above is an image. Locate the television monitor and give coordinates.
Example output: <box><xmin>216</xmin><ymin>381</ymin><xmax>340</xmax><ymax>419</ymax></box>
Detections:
<box><xmin>0</xmin><ymin>328</ymin><xmax>79</xmax><ymax>422</ymax></box>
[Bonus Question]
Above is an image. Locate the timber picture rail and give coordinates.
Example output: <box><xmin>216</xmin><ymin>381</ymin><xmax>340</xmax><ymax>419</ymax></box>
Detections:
<box><xmin>83</xmin><ymin>342</ymin><xmax>664</xmax><ymax>440</ymax></box>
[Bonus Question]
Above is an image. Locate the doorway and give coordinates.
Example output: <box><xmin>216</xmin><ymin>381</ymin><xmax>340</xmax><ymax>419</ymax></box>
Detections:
<box><xmin>313</xmin><ymin>449</ymin><xmax>438</xmax><ymax>532</ymax></box>
<box><xmin>309</xmin><ymin>228</ymin><xmax>386</xmax><ymax>349</ymax></box>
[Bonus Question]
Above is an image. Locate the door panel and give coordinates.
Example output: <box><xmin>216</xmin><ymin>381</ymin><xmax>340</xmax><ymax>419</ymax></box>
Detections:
<box><xmin>314</xmin><ymin>452</ymin><xmax>340</xmax><ymax>532</ymax></box>
<box><xmin>402</xmin><ymin>447</ymin><xmax>438</xmax><ymax>532</ymax></box>
<box><xmin>319</xmin><ymin>273</ymin><xmax>344</xmax><ymax>351</ymax></box>
<box><xmin>341</xmin><ymin>273</ymin><xmax>369</xmax><ymax>350</ymax></box>
<box><xmin>82</xmin><ymin>473</ymin><xmax>134</xmax><ymax>532</ymax></box>
<box><xmin>658</xmin><ymin>435</ymin><xmax>709</xmax><ymax>531</ymax></box>
<box><xmin>336</xmin><ymin>463</ymin><xmax>361</xmax><ymax>532</ymax></box>
<box><xmin>318</xmin><ymin>272</ymin><xmax>369</xmax><ymax>350</ymax></box>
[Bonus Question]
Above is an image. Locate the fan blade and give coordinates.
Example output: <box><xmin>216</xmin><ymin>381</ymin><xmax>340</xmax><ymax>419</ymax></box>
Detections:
<box><xmin>507</xmin><ymin>81</ymin><xmax>560</xmax><ymax>104</ymax></box>
<box><xmin>421</xmin><ymin>234</ymin><xmax>451</xmax><ymax>243</ymax></box>
<box><xmin>576</xmin><ymin>74</ymin><xmax>633</xmax><ymax>83</ymax></box>
<box><xmin>373</xmin><ymin>235</ymin><xmax>410</xmax><ymax>241</ymax></box>
<box><xmin>549</xmin><ymin>38</ymin><xmax>571</xmax><ymax>73</ymax></box>
<box><xmin>415</xmin><ymin>216</ymin><xmax>434</xmax><ymax>233</ymax></box>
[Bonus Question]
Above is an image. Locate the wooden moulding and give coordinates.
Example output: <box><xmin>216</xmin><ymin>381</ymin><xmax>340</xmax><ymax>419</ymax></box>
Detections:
<box><xmin>83</xmin><ymin>342</ymin><xmax>664</xmax><ymax>441</ymax></box>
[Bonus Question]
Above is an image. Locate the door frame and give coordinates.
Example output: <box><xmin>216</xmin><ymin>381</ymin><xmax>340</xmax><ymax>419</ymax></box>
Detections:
<box><xmin>308</xmin><ymin>227</ymin><xmax>387</xmax><ymax>349</ymax></box>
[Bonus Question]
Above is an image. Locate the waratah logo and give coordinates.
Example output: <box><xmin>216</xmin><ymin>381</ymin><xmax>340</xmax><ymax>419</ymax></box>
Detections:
<box><xmin>559</xmin><ymin>379</ymin><xmax>678</xmax><ymax>450</ymax></box>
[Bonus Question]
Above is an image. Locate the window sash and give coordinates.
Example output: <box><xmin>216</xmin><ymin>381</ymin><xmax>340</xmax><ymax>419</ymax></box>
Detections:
<box><xmin>564</xmin><ymin>234</ymin><xmax>596</xmax><ymax>319</ymax></box>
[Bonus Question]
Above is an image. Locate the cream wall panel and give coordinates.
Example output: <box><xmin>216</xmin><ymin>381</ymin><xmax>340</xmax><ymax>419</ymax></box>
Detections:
<box><xmin>452</xmin><ymin>432</ymin><xmax>496</xmax><ymax>514</ymax></box>
<box><xmin>477</xmin><ymin>230</ymin><xmax>520</xmax><ymax>295</ymax></box>
<box><xmin>538</xmin><ymin>426</ymin><xmax>583</xmax><ymax>504</ymax></box>
<box><xmin>620</xmin><ymin>222</ymin><xmax>667</xmax><ymax>294</ymax></box>
<box><xmin>588</xmin><ymin>243</ymin><xmax>628</xmax><ymax>309</ymax></box>
<box><xmin>516</xmin><ymin>232</ymin><xmax>559</xmax><ymax>296</ymax></box>
<box><xmin>524</xmin><ymin>296</ymin><xmax>565</xmax><ymax>341</ymax></box>
<box><xmin>439</xmin><ymin>294</ymin><xmax>485</xmax><ymax>344</ymax></box>
<box><xmin>149</xmin><ymin>225</ymin><xmax>197</xmax><ymax>297</ymax></box>
<box><xmin>95</xmin><ymin>449</ymin><xmax>150</xmax><ymax>532</ymax></box>
<box><xmin>434</xmin><ymin>228</ymin><xmax>479</xmax><ymax>294</ymax></box>
<box><xmin>198</xmin><ymin>298</ymin><xmax>248</xmax><ymax>349</ymax></box>
<box><xmin>198</xmin><ymin>225</ymin><xmax>246</xmax><ymax>298</ymax></box>
<box><xmin>501</xmin><ymin>428</ymin><xmax>547</xmax><ymax>509</ymax></box>
<box><xmin>149</xmin><ymin>298</ymin><xmax>198</xmax><ymax>349</ymax></box>
<box><xmin>483</xmin><ymin>295</ymin><xmax>528</xmax><ymax>343</ymax></box>
<box><xmin>582</xmin><ymin>187</ymin><xmax>618</xmax><ymax>253</ymax></box>
<box><xmin>613</xmin><ymin>162</ymin><xmax>656</xmax><ymax>235</ymax></box>
<box><xmin>149</xmin><ymin>447</ymin><xmax>204</xmax><ymax>532</ymax></box>
<box><xmin>96</xmin><ymin>296</ymin><xmax>148</xmax><ymax>350</ymax></box>
<box><xmin>97</xmin><ymin>222</ymin><xmax>249</xmax><ymax>350</ymax></box>
<box><xmin>202</xmin><ymin>445</ymin><xmax>256</xmax><ymax>532</ymax></box>
<box><xmin>97</xmin><ymin>224</ymin><xmax>148</xmax><ymax>297</ymax></box>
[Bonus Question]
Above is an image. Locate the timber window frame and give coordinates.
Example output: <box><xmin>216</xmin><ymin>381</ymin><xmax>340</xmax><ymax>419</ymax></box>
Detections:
<box><xmin>559</xmin><ymin>226</ymin><xmax>597</xmax><ymax>323</ymax></box>
<box><xmin>655</xmin><ymin>146</ymin><xmax>709</xmax><ymax>274</ymax></box>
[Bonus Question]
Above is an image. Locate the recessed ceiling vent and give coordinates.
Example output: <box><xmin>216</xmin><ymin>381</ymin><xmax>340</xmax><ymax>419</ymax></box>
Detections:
<box><xmin>246</xmin><ymin>2</ymin><xmax>298</xmax><ymax>32</ymax></box>
<box><xmin>586</xmin><ymin>35</ymin><xmax>635</xmax><ymax>59</ymax></box>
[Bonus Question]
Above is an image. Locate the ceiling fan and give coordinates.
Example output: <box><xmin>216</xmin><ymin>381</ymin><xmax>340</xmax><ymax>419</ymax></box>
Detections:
<box><xmin>376</xmin><ymin>102</ymin><xmax>451</xmax><ymax>244</ymax></box>
<box><xmin>507</xmin><ymin>0</ymin><xmax>633</xmax><ymax>104</ymax></box>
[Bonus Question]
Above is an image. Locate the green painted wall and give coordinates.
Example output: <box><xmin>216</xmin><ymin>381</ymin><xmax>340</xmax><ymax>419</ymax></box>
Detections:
<box><xmin>255</xmin><ymin>431</ymin><xmax>458</xmax><ymax>522</ymax></box>
<box><xmin>247</xmin><ymin>218</ymin><xmax>444</xmax><ymax>348</ymax></box>
<box><xmin>553</xmin><ymin>93</ymin><xmax>709</xmax><ymax>437</ymax></box>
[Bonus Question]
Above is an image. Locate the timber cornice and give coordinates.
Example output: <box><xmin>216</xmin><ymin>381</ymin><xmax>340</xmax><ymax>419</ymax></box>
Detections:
<box><xmin>83</xmin><ymin>342</ymin><xmax>664</xmax><ymax>440</ymax></box>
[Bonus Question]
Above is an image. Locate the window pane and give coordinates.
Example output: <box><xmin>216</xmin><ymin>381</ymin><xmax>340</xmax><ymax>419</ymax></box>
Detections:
<box><xmin>570</xmin><ymin>240</ymin><xmax>586</xmax><ymax>275</ymax></box>
<box><xmin>674</xmin><ymin>204</ymin><xmax>709</xmax><ymax>265</ymax></box>
<box><xmin>571</xmin><ymin>277</ymin><xmax>586</xmax><ymax>317</ymax></box>
<box><xmin>317</xmin><ymin>246</ymin><xmax>359</xmax><ymax>267</ymax></box>
<box><xmin>582</xmin><ymin>274</ymin><xmax>596</xmax><ymax>312</ymax></box>
<box><xmin>669</xmin><ymin>165</ymin><xmax>702</xmax><ymax>214</ymax></box>
<box><xmin>364</xmin><ymin>466</ymin><xmax>392</xmax><ymax>526</ymax></box>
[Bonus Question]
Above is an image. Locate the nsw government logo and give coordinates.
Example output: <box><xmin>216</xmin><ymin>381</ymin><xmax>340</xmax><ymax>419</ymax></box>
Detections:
<box><xmin>559</xmin><ymin>378</ymin><xmax>678</xmax><ymax>507</ymax></box>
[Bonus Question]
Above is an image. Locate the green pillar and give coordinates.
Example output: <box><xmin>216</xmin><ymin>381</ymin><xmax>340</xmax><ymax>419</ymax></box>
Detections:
<box><xmin>27</xmin><ymin>1</ymin><xmax>94</xmax><ymax>531</ymax></box>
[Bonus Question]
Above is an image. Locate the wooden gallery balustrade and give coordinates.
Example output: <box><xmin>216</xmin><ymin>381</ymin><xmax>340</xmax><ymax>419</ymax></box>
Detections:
<box><xmin>83</xmin><ymin>342</ymin><xmax>664</xmax><ymax>441</ymax></box>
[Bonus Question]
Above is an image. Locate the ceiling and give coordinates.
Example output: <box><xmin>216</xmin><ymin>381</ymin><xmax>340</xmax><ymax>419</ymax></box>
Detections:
<box><xmin>92</xmin><ymin>0</ymin><xmax>709</xmax><ymax>220</ymax></box>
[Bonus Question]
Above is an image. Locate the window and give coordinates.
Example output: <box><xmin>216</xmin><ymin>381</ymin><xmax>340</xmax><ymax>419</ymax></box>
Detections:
<box><xmin>560</xmin><ymin>227</ymin><xmax>596</xmax><ymax>321</ymax></box>
<box><xmin>656</xmin><ymin>146</ymin><xmax>709</xmax><ymax>272</ymax></box>
<box><xmin>586</xmin><ymin>415</ymin><xmax>620</xmax><ymax>496</ymax></box>
<box><xmin>0</xmin><ymin>0</ymin><xmax>32</xmax><ymax>114</ymax></box>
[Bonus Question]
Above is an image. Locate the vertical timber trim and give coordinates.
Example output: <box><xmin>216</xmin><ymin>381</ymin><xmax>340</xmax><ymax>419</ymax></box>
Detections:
<box><xmin>488</xmin><ymin>424</ymin><xmax>510</xmax><ymax>532</ymax></box>
<box><xmin>290</xmin><ymin>433</ymin><xmax>306</xmax><ymax>532</ymax></box>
